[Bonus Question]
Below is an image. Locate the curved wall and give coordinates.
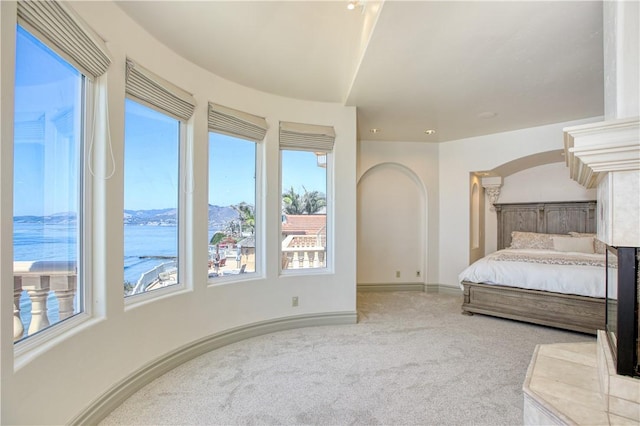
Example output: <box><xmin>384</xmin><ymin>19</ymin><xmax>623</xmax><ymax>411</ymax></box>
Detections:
<box><xmin>0</xmin><ymin>2</ymin><xmax>357</xmax><ymax>424</ymax></box>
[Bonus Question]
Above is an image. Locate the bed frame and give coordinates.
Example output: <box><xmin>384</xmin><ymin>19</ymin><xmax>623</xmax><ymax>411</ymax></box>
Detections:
<box><xmin>461</xmin><ymin>201</ymin><xmax>605</xmax><ymax>335</ymax></box>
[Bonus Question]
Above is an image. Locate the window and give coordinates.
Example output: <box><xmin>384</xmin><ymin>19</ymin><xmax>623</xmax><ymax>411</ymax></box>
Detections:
<box><xmin>123</xmin><ymin>59</ymin><xmax>194</xmax><ymax>297</ymax></box>
<box><xmin>12</xmin><ymin>0</ymin><xmax>110</xmax><ymax>342</ymax></box>
<box><xmin>208</xmin><ymin>134</ymin><xmax>257</xmax><ymax>278</ymax></box>
<box><xmin>123</xmin><ymin>100</ymin><xmax>180</xmax><ymax>296</ymax></box>
<box><xmin>207</xmin><ymin>103</ymin><xmax>266</xmax><ymax>280</ymax></box>
<box><xmin>13</xmin><ymin>25</ymin><xmax>84</xmax><ymax>341</ymax></box>
<box><xmin>279</xmin><ymin>122</ymin><xmax>334</xmax><ymax>272</ymax></box>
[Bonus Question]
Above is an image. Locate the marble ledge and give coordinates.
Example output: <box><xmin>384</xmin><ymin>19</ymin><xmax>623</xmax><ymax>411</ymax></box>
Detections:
<box><xmin>523</xmin><ymin>340</ymin><xmax>640</xmax><ymax>425</ymax></box>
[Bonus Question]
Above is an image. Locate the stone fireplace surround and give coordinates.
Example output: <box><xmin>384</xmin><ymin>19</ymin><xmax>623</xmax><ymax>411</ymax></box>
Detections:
<box><xmin>521</xmin><ymin>116</ymin><xmax>640</xmax><ymax>425</ymax></box>
<box><xmin>523</xmin><ymin>332</ymin><xmax>640</xmax><ymax>425</ymax></box>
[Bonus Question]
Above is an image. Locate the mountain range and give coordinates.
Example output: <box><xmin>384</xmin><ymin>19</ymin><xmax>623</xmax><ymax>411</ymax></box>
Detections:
<box><xmin>15</xmin><ymin>205</ymin><xmax>240</xmax><ymax>229</ymax></box>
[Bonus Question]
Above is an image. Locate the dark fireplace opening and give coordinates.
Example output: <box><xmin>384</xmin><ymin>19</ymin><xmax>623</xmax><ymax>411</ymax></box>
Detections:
<box><xmin>605</xmin><ymin>246</ymin><xmax>639</xmax><ymax>377</ymax></box>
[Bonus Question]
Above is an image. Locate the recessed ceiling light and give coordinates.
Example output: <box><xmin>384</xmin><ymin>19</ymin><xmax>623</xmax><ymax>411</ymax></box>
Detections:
<box><xmin>347</xmin><ymin>1</ymin><xmax>358</xmax><ymax>10</ymax></box>
<box><xmin>477</xmin><ymin>111</ymin><xmax>498</xmax><ymax>119</ymax></box>
<box><xmin>424</xmin><ymin>129</ymin><xmax>436</xmax><ymax>135</ymax></box>
<box><xmin>370</xmin><ymin>128</ymin><xmax>380</xmax><ymax>133</ymax></box>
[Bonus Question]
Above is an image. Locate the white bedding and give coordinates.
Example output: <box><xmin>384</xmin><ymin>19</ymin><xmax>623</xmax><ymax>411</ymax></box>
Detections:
<box><xmin>458</xmin><ymin>248</ymin><xmax>609</xmax><ymax>298</ymax></box>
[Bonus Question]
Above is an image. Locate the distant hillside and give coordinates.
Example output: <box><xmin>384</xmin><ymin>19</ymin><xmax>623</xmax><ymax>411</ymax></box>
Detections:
<box><xmin>16</xmin><ymin>205</ymin><xmax>241</xmax><ymax>228</ymax></box>
<box><xmin>208</xmin><ymin>205</ymin><xmax>239</xmax><ymax>229</ymax></box>
<box><xmin>124</xmin><ymin>205</ymin><xmax>239</xmax><ymax>227</ymax></box>
<box><xmin>14</xmin><ymin>212</ymin><xmax>77</xmax><ymax>224</ymax></box>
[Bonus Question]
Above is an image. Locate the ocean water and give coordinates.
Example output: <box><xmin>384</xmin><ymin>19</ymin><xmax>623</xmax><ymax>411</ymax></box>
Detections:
<box><xmin>14</xmin><ymin>222</ymin><xmax>202</xmax><ymax>339</ymax></box>
<box><xmin>124</xmin><ymin>225</ymin><xmax>178</xmax><ymax>285</ymax></box>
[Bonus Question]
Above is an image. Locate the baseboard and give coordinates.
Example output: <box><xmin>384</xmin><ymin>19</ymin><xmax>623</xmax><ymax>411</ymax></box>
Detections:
<box><xmin>70</xmin><ymin>311</ymin><xmax>357</xmax><ymax>425</ymax></box>
<box><xmin>425</xmin><ymin>284</ymin><xmax>462</xmax><ymax>296</ymax></box>
<box><xmin>357</xmin><ymin>283</ymin><xmax>424</xmax><ymax>292</ymax></box>
<box><xmin>357</xmin><ymin>283</ymin><xmax>462</xmax><ymax>296</ymax></box>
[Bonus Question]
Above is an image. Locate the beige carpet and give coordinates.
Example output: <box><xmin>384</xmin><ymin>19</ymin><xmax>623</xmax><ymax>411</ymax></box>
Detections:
<box><xmin>100</xmin><ymin>291</ymin><xmax>592</xmax><ymax>425</ymax></box>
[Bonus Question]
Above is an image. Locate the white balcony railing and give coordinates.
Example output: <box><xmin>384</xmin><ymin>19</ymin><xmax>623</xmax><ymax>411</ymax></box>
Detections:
<box><xmin>13</xmin><ymin>261</ymin><xmax>77</xmax><ymax>341</ymax></box>
<box><xmin>281</xmin><ymin>235</ymin><xmax>326</xmax><ymax>269</ymax></box>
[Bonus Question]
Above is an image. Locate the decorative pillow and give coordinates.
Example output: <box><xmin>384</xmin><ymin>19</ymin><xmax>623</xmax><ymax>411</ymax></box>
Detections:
<box><xmin>568</xmin><ymin>232</ymin><xmax>606</xmax><ymax>254</ymax></box>
<box><xmin>509</xmin><ymin>231</ymin><xmax>566</xmax><ymax>250</ymax></box>
<box><xmin>552</xmin><ymin>236</ymin><xmax>595</xmax><ymax>254</ymax></box>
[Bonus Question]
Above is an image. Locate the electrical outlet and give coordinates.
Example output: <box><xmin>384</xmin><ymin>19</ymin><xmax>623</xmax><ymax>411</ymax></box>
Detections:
<box><xmin>416</xmin><ymin>270</ymin><xmax>421</xmax><ymax>277</ymax></box>
<box><xmin>395</xmin><ymin>271</ymin><xmax>400</xmax><ymax>278</ymax></box>
<box><xmin>292</xmin><ymin>296</ymin><xmax>299</xmax><ymax>307</ymax></box>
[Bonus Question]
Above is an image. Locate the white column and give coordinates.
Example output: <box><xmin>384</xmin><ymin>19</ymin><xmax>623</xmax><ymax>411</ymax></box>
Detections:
<box><xmin>22</xmin><ymin>275</ymin><xmax>51</xmax><ymax>335</ymax></box>
<box><xmin>50</xmin><ymin>275</ymin><xmax>77</xmax><ymax>320</ymax></box>
<box><xmin>481</xmin><ymin>176</ymin><xmax>503</xmax><ymax>211</ymax></box>
<box><xmin>13</xmin><ymin>276</ymin><xmax>24</xmax><ymax>341</ymax></box>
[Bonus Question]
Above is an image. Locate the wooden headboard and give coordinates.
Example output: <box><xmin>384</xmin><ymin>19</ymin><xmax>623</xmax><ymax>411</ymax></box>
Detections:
<box><xmin>495</xmin><ymin>201</ymin><xmax>597</xmax><ymax>250</ymax></box>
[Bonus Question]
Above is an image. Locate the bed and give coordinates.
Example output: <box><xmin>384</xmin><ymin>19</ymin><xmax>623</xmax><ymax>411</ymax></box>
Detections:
<box><xmin>460</xmin><ymin>201</ymin><xmax>606</xmax><ymax>335</ymax></box>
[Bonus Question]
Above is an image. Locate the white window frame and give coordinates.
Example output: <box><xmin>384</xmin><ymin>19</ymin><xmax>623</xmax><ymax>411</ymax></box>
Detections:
<box><xmin>206</xmin><ymin>103</ymin><xmax>266</xmax><ymax>285</ymax></box>
<box><xmin>279</xmin><ymin>149</ymin><xmax>333</xmax><ymax>276</ymax></box>
<box><xmin>13</xmin><ymin>29</ymin><xmax>95</xmax><ymax>357</ymax></box>
<box><xmin>123</xmin><ymin>102</ymin><xmax>189</xmax><ymax>307</ymax></box>
<box><xmin>206</xmin><ymin>132</ymin><xmax>263</xmax><ymax>285</ymax></box>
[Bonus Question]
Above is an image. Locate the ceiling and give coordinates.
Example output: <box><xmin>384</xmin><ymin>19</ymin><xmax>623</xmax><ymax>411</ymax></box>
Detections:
<box><xmin>116</xmin><ymin>1</ymin><xmax>604</xmax><ymax>143</ymax></box>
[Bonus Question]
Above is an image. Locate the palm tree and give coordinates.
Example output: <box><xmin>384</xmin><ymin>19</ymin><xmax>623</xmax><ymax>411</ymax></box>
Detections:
<box><xmin>232</xmin><ymin>202</ymin><xmax>255</xmax><ymax>235</ymax></box>
<box><xmin>283</xmin><ymin>186</ymin><xmax>326</xmax><ymax>215</ymax></box>
<box><xmin>282</xmin><ymin>186</ymin><xmax>304</xmax><ymax>214</ymax></box>
<box><xmin>301</xmin><ymin>186</ymin><xmax>326</xmax><ymax>214</ymax></box>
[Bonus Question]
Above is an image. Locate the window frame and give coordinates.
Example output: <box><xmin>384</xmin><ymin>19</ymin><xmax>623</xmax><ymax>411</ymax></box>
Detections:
<box><xmin>206</xmin><ymin>130</ymin><xmax>263</xmax><ymax>285</ymax></box>
<box><xmin>13</xmin><ymin>25</ymin><xmax>94</xmax><ymax>353</ymax></box>
<box><xmin>122</xmin><ymin>99</ymin><xmax>189</xmax><ymax>306</ymax></box>
<box><xmin>279</xmin><ymin>149</ymin><xmax>333</xmax><ymax>276</ymax></box>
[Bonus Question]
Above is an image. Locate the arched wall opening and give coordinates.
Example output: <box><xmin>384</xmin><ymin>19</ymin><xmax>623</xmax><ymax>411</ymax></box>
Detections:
<box><xmin>469</xmin><ymin>149</ymin><xmax>596</xmax><ymax>256</ymax></box>
<box><xmin>468</xmin><ymin>175</ymin><xmax>485</xmax><ymax>264</ymax></box>
<box><xmin>357</xmin><ymin>163</ymin><xmax>427</xmax><ymax>289</ymax></box>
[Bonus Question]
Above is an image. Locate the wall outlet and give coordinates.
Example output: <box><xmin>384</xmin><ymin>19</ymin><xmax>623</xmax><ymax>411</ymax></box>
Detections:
<box><xmin>292</xmin><ymin>296</ymin><xmax>299</xmax><ymax>307</ymax></box>
<box><xmin>416</xmin><ymin>270</ymin><xmax>421</xmax><ymax>277</ymax></box>
<box><xmin>395</xmin><ymin>271</ymin><xmax>400</xmax><ymax>278</ymax></box>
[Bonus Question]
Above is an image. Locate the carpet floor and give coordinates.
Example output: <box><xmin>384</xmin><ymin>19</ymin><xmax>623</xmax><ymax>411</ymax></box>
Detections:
<box><xmin>100</xmin><ymin>291</ymin><xmax>593</xmax><ymax>425</ymax></box>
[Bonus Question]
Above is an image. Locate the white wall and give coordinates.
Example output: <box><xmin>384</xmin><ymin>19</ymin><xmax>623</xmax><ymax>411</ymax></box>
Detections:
<box><xmin>0</xmin><ymin>2</ymin><xmax>357</xmax><ymax>424</ymax></box>
<box><xmin>499</xmin><ymin>162</ymin><xmax>597</xmax><ymax>203</ymax></box>
<box><xmin>604</xmin><ymin>0</ymin><xmax>640</xmax><ymax>119</ymax></box>
<box><xmin>357</xmin><ymin>141</ymin><xmax>439</xmax><ymax>285</ymax></box>
<box><xmin>357</xmin><ymin>163</ymin><xmax>425</xmax><ymax>284</ymax></box>
<box><xmin>438</xmin><ymin>117</ymin><xmax>602</xmax><ymax>288</ymax></box>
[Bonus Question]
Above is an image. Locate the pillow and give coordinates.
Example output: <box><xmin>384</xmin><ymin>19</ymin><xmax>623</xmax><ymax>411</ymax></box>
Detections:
<box><xmin>568</xmin><ymin>232</ymin><xmax>606</xmax><ymax>255</ymax></box>
<box><xmin>552</xmin><ymin>236</ymin><xmax>595</xmax><ymax>254</ymax></box>
<box><xmin>510</xmin><ymin>231</ymin><xmax>565</xmax><ymax>250</ymax></box>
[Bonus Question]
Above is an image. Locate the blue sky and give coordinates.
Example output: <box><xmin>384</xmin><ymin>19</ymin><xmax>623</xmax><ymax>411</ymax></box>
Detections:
<box><xmin>209</xmin><ymin>134</ymin><xmax>327</xmax><ymax>208</ymax></box>
<box><xmin>14</xmin><ymin>24</ymin><xmax>327</xmax><ymax>216</ymax></box>
<box><xmin>14</xmin><ymin>25</ymin><xmax>81</xmax><ymax>217</ymax></box>
<box><xmin>124</xmin><ymin>100</ymin><xmax>180</xmax><ymax>211</ymax></box>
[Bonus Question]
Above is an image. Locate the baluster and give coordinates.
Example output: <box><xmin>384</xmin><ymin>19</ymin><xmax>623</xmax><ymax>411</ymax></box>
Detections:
<box><xmin>22</xmin><ymin>275</ymin><xmax>51</xmax><ymax>336</ymax></box>
<box><xmin>13</xmin><ymin>276</ymin><xmax>24</xmax><ymax>341</ymax></box>
<box><xmin>318</xmin><ymin>250</ymin><xmax>325</xmax><ymax>268</ymax></box>
<box><xmin>51</xmin><ymin>274</ymin><xmax>77</xmax><ymax>320</ymax></box>
<box><xmin>298</xmin><ymin>251</ymin><xmax>305</xmax><ymax>268</ymax></box>
<box><xmin>308</xmin><ymin>250</ymin><xmax>316</xmax><ymax>268</ymax></box>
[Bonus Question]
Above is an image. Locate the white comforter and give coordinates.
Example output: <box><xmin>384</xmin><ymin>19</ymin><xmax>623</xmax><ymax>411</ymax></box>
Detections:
<box><xmin>458</xmin><ymin>248</ymin><xmax>608</xmax><ymax>298</ymax></box>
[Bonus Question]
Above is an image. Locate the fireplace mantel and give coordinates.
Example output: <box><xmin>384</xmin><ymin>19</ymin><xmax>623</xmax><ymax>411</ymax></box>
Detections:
<box><xmin>564</xmin><ymin>117</ymin><xmax>640</xmax><ymax>247</ymax></box>
<box><xmin>564</xmin><ymin>117</ymin><xmax>639</xmax><ymax>188</ymax></box>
